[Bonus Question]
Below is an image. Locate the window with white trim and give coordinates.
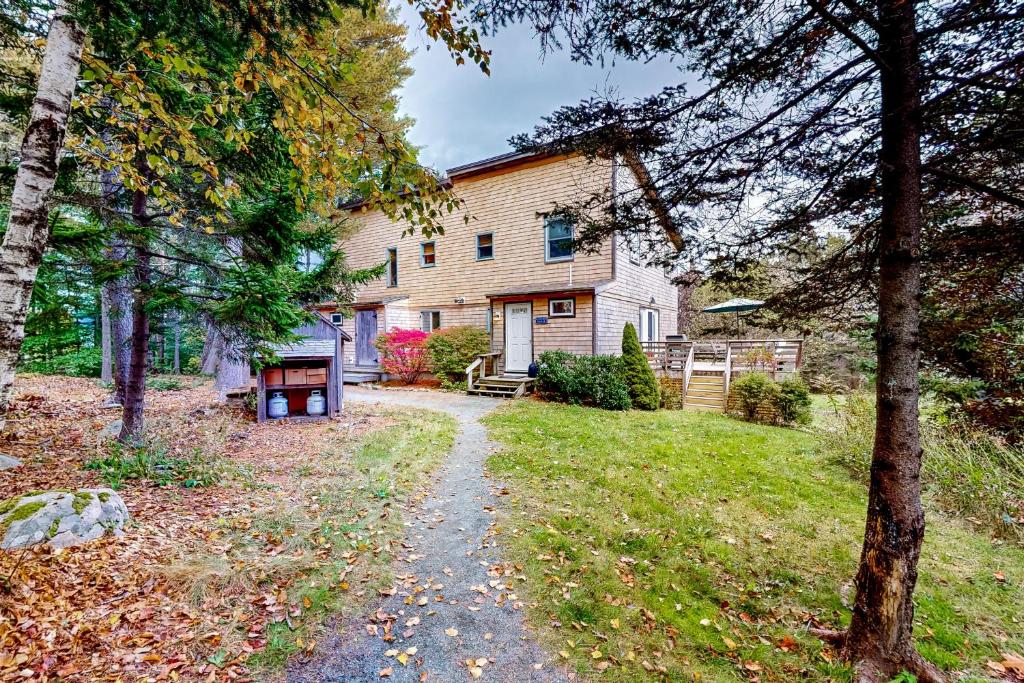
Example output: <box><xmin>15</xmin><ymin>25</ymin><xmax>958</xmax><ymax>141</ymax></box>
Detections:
<box><xmin>297</xmin><ymin>249</ymin><xmax>324</xmax><ymax>273</ymax></box>
<box><xmin>420</xmin><ymin>310</ymin><xmax>441</xmax><ymax>332</ymax></box>
<box><xmin>544</xmin><ymin>216</ymin><xmax>573</xmax><ymax>262</ymax></box>
<box><xmin>386</xmin><ymin>247</ymin><xmax>398</xmax><ymax>287</ymax></box>
<box><xmin>476</xmin><ymin>233</ymin><xmax>494</xmax><ymax>260</ymax></box>
<box><xmin>548</xmin><ymin>298</ymin><xmax>575</xmax><ymax>318</ymax></box>
<box><xmin>639</xmin><ymin>307</ymin><xmax>660</xmax><ymax>343</ymax></box>
<box><xmin>420</xmin><ymin>241</ymin><xmax>436</xmax><ymax>267</ymax></box>
<box><xmin>628</xmin><ymin>232</ymin><xmax>642</xmax><ymax>265</ymax></box>
<box><xmin>330</xmin><ymin>312</ymin><xmax>344</xmax><ymax>325</ymax></box>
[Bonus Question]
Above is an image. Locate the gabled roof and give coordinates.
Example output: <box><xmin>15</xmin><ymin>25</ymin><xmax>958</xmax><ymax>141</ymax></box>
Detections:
<box><xmin>340</xmin><ymin>149</ymin><xmax>559</xmax><ymax>211</ymax></box>
<box><xmin>446</xmin><ymin>149</ymin><xmax>556</xmax><ymax>180</ymax></box>
<box><xmin>271</xmin><ymin>339</ymin><xmax>338</xmax><ymax>358</ymax></box>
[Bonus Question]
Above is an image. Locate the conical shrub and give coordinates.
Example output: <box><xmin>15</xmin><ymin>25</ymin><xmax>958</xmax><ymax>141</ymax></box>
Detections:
<box><xmin>620</xmin><ymin>322</ymin><xmax>660</xmax><ymax>410</ymax></box>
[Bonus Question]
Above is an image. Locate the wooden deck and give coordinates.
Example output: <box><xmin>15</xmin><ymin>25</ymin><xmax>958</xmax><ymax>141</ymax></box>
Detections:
<box><xmin>642</xmin><ymin>338</ymin><xmax>804</xmax><ymax>413</ymax></box>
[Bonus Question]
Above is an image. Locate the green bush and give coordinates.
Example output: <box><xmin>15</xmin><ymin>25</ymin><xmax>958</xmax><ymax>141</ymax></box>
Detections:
<box><xmin>21</xmin><ymin>346</ymin><xmax>102</xmax><ymax>377</ymax></box>
<box><xmin>536</xmin><ymin>350</ymin><xmax>632</xmax><ymax>410</ymax></box>
<box><xmin>86</xmin><ymin>441</ymin><xmax>224</xmax><ymax>489</ymax></box>
<box><xmin>426</xmin><ymin>325</ymin><xmax>490</xmax><ymax>384</ymax></box>
<box><xmin>820</xmin><ymin>393</ymin><xmax>1024</xmax><ymax>541</ymax></box>
<box><xmin>777</xmin><ymin>376</ymin><xmax>812</xmax><ymax>425</ymax></box>
<box><xmin>620</xmin><ymin>323</ymin><xmax>659</xmax><ymax>410</ymax></box>
<box><xmin>729</xmin><ymin>372</ymin><xmax>781</xmax><ymax>422</ymax></box>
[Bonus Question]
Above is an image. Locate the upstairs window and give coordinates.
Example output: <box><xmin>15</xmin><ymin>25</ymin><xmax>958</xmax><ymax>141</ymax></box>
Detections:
<box><xmin>297</xmin><ymin>249</ymin><xmax>324</xmax><ymax>273</ymax></box>
<box><xmin>386</xmin><ymin>247</ymin><xmax>398</xmax><ymax>287</ymax></box>
<box><xmin>330</xmin><ymin>312</ymin><xmax>344</xmax><ymax>325</ymax></box>
<box><xmin>420</xmin><ymin>310</ymin><xmax>441</xmax><ymax>332</ymax></box>
<box><xmin>420</xmin><ymin>241</ymin><xmax>436</xmax><ymax>267</ymax></box>
<box><xmin>476</xmin><ymin>233</ymin><xmax>494</xmax><ymax>260</ymax></box>
<box><xmin>628</xmin><ymin>233</ymin><xmax>642</xmax><ymax>265</ymax></box>
<box><xmin>544</xmin><ymin>216</ymin><xmax>573</xmax><ymax>262</ymax></box>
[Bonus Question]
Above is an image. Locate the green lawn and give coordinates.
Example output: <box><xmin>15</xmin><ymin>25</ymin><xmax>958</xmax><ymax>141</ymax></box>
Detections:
<box><xmin>484</xmin><ymin>402</ymin><xmax>1023</xmax><ymax>682</ymax></box>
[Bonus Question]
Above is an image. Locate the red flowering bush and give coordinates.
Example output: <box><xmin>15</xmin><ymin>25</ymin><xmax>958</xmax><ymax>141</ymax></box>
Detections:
<box><xmin>375</xmin><ymin>328</ymin><xmax>431</xmax><ymax>384</ymax></box>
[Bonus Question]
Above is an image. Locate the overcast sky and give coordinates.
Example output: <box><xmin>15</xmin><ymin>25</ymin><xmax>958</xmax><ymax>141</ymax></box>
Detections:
<box><xmin>396</xmin><ymin>5</ymin><xmax>686</xmax><ymax>172</ymax></box>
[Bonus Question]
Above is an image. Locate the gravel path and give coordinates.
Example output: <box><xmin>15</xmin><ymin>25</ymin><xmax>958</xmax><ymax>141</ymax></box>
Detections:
<box><xmin>289</xmin><ymin>387</ymin><xmax>567</xmax><ymax>683</ymax></box>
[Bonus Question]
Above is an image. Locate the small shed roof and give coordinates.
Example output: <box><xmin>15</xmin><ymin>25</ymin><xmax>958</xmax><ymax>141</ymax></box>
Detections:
<box><xmin>271</xmin><ymin>339</ymin><xmax>337</xmax><ymax>358</ymax></box>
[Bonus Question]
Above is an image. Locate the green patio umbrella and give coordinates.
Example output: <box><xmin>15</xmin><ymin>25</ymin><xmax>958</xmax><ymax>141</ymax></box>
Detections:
<box><xmin>702</xmin><ymin>298</ymin><xmax>764</xmax><ymax>335</ymax></box>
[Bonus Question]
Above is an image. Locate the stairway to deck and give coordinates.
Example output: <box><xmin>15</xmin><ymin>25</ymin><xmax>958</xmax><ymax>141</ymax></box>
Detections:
<box><xmin>684</xmin><ymin>373</ymin><xmax>726</xmax><ymax>412</ymax></box>
<box><xmin>344</xmin><ymin>366</ymin><xmax>384</xmax><ymax>384</ymax></box>
<box><xmin>467</xmin><ymin>375</ymin><xmax>536</xmax><ymax>399</ymax></box>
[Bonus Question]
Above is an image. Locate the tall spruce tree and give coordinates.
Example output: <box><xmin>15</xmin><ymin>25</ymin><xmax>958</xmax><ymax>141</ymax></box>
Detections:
<box><xmin>476</xmin><ymin>1</ymin><xmax>1023</xmax><ymax>680</ymax></box>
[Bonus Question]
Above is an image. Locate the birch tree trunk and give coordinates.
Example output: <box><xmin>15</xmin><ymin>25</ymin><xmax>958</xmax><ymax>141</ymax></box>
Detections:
<box><xmin>0</xmin><ymin>2</ymin><xmax>84</xmax><ymax>428</ymax></box>
<box><xmin>200</xmin><ymin>322</ymin><xmax>222</xmax><ymax>375</ymax></box>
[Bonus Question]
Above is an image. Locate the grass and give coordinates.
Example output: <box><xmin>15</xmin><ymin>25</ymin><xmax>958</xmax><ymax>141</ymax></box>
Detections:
<box><xmin>163</xmin><ymin>406</ymin><xmax>457</xmax><ymax>675</ymax></box>
<box><xmin>484</xmin><ymin>402</ymin><xmax>1024</xmax><ymax>683</ymax></box>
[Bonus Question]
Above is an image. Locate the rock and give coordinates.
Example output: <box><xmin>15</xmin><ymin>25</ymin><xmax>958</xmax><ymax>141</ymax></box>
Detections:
<box><xmin>98</xmin><ymin>419</ymin><xmax>122</xmax><ymax>441</ymax></box>
<box><xmin>0</xmin><ymin>489</ymin><xmax>130</xmax><ymax>550</ymax></box>
<box><xmin>0</xmin><ymin>454</ymin><xmax>22</xmax><ymax>470</ymax></box>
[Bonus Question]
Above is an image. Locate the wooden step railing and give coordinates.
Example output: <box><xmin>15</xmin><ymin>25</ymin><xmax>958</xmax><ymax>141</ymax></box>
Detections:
<box><xmin>466</xmin><ymin>351</ymin><xmax>502</xmax><ymax>392</ymax></box>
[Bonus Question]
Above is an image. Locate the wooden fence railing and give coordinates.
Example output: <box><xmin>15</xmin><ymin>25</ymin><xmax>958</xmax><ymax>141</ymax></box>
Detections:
<box><xmin>642</xmin><ymin>339</ymin><xmax>803</xmax><ymax>376</ymax></box>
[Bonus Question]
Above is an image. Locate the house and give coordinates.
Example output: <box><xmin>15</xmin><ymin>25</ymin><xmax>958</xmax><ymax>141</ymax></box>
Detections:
<box><xmin>327</xmin><ymin>149</ymin><xmax>679</xmax><ymax>384</ymax></box>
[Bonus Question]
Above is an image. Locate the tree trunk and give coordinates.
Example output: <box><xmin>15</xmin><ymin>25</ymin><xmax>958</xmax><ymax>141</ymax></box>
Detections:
<box><xmin>200</xmin><ymin>320</ymin><xmax>221</xmax><ymax>375</ymax></box>
<box><xmin>0</xmin><ymin>2</ymin><xmax>84</xmax><ymax>429</ymax></box>
<box><xmin>100</xmin><ymin>288</ymin><xmax>113</xmax><ymax>383</ymax></box>
<box><xmin>118</xmin><ymin>243</ymin><xmax>150</xmax><ymax>442</ymax></box>
<box><xmin>215</xmin><ymin>237</ymin><xmax>250</xmax><ymax>401</ymax></box>
<box><xmin>172</xmin><ymin>313</ymin><xmax>181</xmax><ymax>374</ymax></box>
<box><xmin>104</xmin><ymin>238</ymin><xmax>134</xmax><ymax>406</ymax></box>
<box><xmin>842</xmin><ymin>2</ymin><xmax>943</xmax><ymax>682</ymax></box>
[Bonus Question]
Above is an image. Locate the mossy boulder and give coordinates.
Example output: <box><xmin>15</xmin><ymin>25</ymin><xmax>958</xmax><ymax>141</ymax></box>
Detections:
<box><xmin>0</xmin><ymin>488</ymin><xmax>129</xmax><ymax>549</ymax></box>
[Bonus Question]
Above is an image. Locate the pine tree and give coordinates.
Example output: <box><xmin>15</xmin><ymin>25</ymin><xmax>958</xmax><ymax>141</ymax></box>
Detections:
<box><xmin>620</xmin><ymin>322</ymin><xmax>659</xmax><ymax>411</ymax></box>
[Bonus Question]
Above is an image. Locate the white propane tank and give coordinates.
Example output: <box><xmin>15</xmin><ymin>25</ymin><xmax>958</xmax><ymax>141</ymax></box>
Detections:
<box><xmin>306</xmin><ymin>389</ymin><xmax>326</xmax><ymax>416</ymax></box>
<box><xmin>268</xmin><ymin>391</ymin><xmax>289</xmax><ymax>419</ymax></box>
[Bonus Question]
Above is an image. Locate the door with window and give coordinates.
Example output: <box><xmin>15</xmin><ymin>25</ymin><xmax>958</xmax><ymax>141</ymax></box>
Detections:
<box><xmin>639</xmin><ymin>307</ymin><xmax>660</xmax><ymax>343</ymax></box>
<box><xmin>504</xmin><ymin>302</ymin><xmax>533</xmax><ymax>373</ymax></box>
<box><xmin>355</xmin><ymin>309</ymin><xmax>379</xmax><ymax>366</ymax></box>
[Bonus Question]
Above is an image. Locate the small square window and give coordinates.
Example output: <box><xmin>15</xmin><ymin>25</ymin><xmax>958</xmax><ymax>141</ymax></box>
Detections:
<box><xmin>420</xmin><ymin>310</ymin><xmax>441</xmax><ymax>332</ymax></box>
<box><xmin>330</xmin><ymin>312</ymin><xmax>344</xmax><ymax>325</ymax></box>
<box><xmin>545</xmin><ymin>216</ymin><xmax>573</xmax><ymax>262</ymax></box>
<box><xmin>548</xmin><ymin>298</ymin><xmax>575</xmax><ymax>318</ymax></box>
<box><xmin>476</xmin><ymin>233</ymin><xmax>494</xmax><ymax>260</ymax></box>
<box><xmin>420</xmin><ymin>242</ymin><xmax>436</xmax><ymax>267</ymax></box>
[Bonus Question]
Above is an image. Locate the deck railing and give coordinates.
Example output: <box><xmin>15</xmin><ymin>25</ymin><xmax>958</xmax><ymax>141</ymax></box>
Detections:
<box><xmin>643</xmin><ymin>338</ymin><xmax>804</xmax><ymax>377</ymax></box>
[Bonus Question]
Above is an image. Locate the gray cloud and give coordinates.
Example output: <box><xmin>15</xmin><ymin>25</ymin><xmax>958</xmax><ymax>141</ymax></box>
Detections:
<box><xmin>396</xmin><ymin>4</ymin><xmax>687</xmax><ymax>172</ymax></box>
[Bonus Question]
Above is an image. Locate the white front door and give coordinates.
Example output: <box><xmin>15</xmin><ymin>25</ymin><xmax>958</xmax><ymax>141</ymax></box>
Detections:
<box><xmin>504</xmin><ymin>302</ymin><xmax>533</xmax><ymax>373</ymax></box>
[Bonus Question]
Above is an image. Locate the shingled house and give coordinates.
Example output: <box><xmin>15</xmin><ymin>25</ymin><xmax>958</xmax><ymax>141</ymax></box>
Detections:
<box><xmin>328</xmin><ymin>150</ymin><xmax>679</xmax><ymax>383</ymax></box>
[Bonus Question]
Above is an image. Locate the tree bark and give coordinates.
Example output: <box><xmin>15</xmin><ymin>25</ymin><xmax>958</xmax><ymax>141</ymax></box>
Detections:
<box><xmin>215</xmin><ymin>237</ymin><xmax>250</xmax><ymax>401</ymax></box>
<box><xmin>842</xmin><ymin>2</ymin><xmax>943</xmax><ymax>682</ymax></box>
<box><xmin>0</xmin><ymin>2</ymin><xmax>84</xmax><ymax>429</ymax></box>
<box><xmin>200</xmin><ymin>319</ymin><xmax>222</xmax><ymax>375</ymax></box>
<box><xmin>172</xmin><ymin>312</ymin><xmax>181</xmax><ymax>374</ymax></box>
<box><xmin>104</xmin><ymin>238</ymin><xmax>134</xmax><ymax>406</ymax></box>
<box><xmin>118</xmin><ymin>243</ymin><xmax>150</xmax><ymax>442</ymax></box>
<box><xmin>100</xmin><ymin>287</ymin><xmax>112</xmax><ymax>383</ymax></box>
<box><xmin>118</xmin><ymin>159</ymin><xmax>153</xmax><ymax>443</ymax></box>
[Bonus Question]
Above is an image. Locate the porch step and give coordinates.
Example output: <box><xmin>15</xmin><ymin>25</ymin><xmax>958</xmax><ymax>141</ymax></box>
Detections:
<box><xmin>467</xmin><ymin>376</ymin><xmax>535</xmax><ymax>399</ymax></box>
<box><xmin>344</xmin><ymin>366</ymin><xmax>383</xmax><ymax>384</ymax></box>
